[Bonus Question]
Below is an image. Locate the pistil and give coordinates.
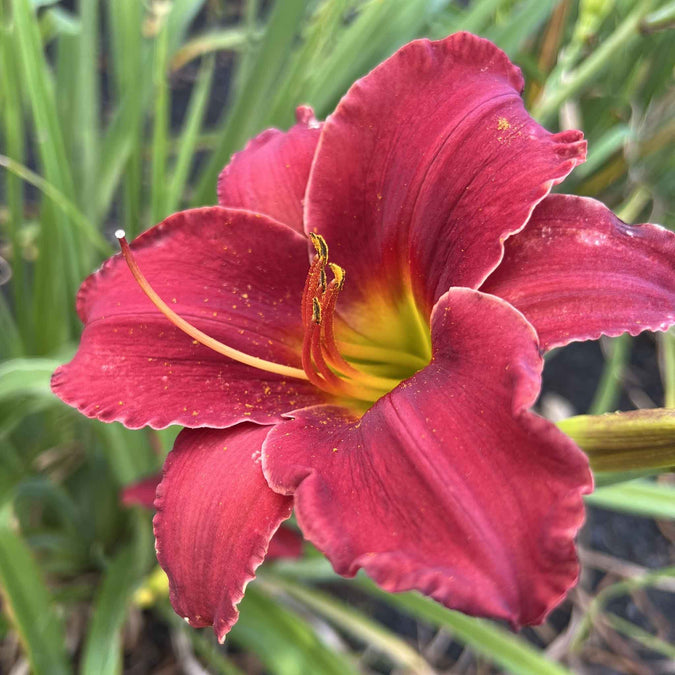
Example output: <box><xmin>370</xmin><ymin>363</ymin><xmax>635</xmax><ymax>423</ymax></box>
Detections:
<box><xmin>116</xmin><ymin>229</ymin><xmax>422</xmax><ymax>406</ymax></box>
<box><xmin>115</xmin><ymin>230</ymin><xmax>309</xmax><ymax>381</ymax></box>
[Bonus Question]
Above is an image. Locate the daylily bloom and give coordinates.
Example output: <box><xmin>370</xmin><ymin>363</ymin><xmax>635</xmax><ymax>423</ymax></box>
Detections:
<box><xmin>52</xmin><ymin>32</ymin><xmax>675</xmax><ymax>641</ymax></box>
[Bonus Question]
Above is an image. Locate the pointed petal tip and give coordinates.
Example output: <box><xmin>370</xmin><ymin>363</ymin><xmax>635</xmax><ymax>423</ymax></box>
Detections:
<box><xmin>295</xmin><ymin>104</ymin><xmax>319</xmax><ymax>127</ymax></box>
<box><xmin>484</xmin><ymin>194</ymin><xmax>675</xmax><ymax>350</ymax></box>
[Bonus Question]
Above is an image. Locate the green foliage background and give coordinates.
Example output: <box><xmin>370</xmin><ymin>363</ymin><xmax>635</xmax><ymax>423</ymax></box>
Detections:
<box><xmin>0</xmin><ymin>0</ymin><xmax>674</xmax><ymax>672</ymax></box>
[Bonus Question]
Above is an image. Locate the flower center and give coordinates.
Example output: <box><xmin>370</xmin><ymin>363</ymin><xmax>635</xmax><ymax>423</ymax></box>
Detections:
<box><xmin>297</xmin><ymin>233</ymin><xmax>430</xmax><ymax>404</ymax></box>
<box><xmin>115</xmin><ymin>230</ymin><xmax>430</xmax><ymax>406</ymax></box>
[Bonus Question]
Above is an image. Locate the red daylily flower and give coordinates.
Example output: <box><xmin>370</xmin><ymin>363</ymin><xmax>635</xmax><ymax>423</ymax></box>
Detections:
<box><xmin>52</xmin><ymin>33</ymin><xmax>675</xmax><ymax>641</ymax></box>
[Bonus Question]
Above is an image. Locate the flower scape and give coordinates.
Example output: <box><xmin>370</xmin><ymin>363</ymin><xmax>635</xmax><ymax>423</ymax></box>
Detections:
<box><xmin>52</xmin><ymin>32</ymin><xmax>675</xmax><ymax>641</ymax></box>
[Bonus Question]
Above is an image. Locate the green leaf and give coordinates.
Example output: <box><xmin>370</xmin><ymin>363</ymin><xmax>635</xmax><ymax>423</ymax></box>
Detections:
<box><xmin>585</xmin><ymin>479</ymin><xmax>675</xmax><ymax>519</ymax></box>
<box><xmin>0</xmin><ymin>357</ymin><xmax>61</xmax><ymax>400</ymax></box>
<box><xmin>558</xmin><ymin>408</ymin><xmax>675</xmax><ymax>473</ymax></box>
<box><xmin>192</xmin><ymin>0</ymin><xmax>307</xmax><ymax>205</ymax></box>
<box><xmin>169</xmin><ymin>27</ymin><xmax>252</xmax><ymax>71</ymax></box>
<box><xmin>356</xmin><ymin>578</ymin><xmax>573</xmax><ymax>675</ymax></box>
<box><xmin>301</xmin><ymin>0</ymin><xmax>432</xmax><ymax>116</ymax></box>
<box><xmin>150</xmin><ymin>12</ymin><xmax>170</xmax><ymax>223</ymax></box>
<box><xmin>588</xmin><ymin>334</ymin><xmax>631</xmax><ymax>415</ymax></box>
<box><xmin>262</xmin><ymin>574</ymin><xmax>434</xmax><ymax>674</ymax></box>
<box><xmin>73</xmin><ymin>0</ymin><xmax>100</xmax><ymax>222</ymax></box>
<box><xmin>0</xmin><ymin>506</ymin><xmax>72</xmax><ymax>675</ymax></box>
<box><xmin>484</xmin><ymin>0</ymin><xmax>558</xmax><ymax>56</ymax></box>
<box><xmin>0</xmin><ymin>155</ymin><xmax>110</xmax><ymax>255</ymax></box>
<box><xmin>80</xmin><ymin>547</ymin><xmax>142</xmax><ymax>675</ymax></box>
<box><xmin>533</xmin><ymin>0</ymin><xmax>657</xmax><ymax>124</ymax></box>
<box><xmin>660</xmin><ymin>330</ymin><xmax>675</xmax><ymax>408</ymax></box>
<box><xmin>230</xmin><ymin>585</ymin><xmax>360</xmax><ymax>675</ymax></box>
<box><xmin>167</xmin><ymin>55</ymin><xmax>215</xmax><ymax>213</ymax></box>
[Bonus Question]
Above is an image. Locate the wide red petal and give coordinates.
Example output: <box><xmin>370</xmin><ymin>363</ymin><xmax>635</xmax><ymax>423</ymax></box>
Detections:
<box><xmin>218</xmin><ymin>106</ymin><xmax>321</xmax><ymax>233</ymax></box>
<box><xmin>266</xmin><ymin>526</ymin><xmax>303</xmax><ymax>560</ymax></box>
<box><xmin>305</xmin><ymin>33</ymin><xmax>585</xmax><ymax>317</ymax></box>
<box><xmin>263</xmin><ymin>289</ymin><xmax>592</xmax><ymax>627</ymax></box>
<box><xmin>121</xmin><ymin>474</ymin><xmax>160</xmax><ymax>508</ymax></box>
<box><xmin>52</xmin><ymin>207</ymin><xmax>325</xmax><ymax>429</ymax></box>
<box><xmin>482</xmin><ymin>194</ymin><xmax>675</xmax><ymax>350</ymax></box>
<box><xmin>121</xmin><ymin>470</ymin><xmax>301</xmax><ymax>560</ymax></box>
<box><xmin>154</xmin><ymin>424</ymin><xmax>292</xmax><ymax>641</ymax></box>
<box><xmin>122</xmin><ymin>474</ymin><xmax>302</xmax><ymax>560</ymax></box>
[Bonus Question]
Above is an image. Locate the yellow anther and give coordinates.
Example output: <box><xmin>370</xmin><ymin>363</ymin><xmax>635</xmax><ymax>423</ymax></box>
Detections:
<box><xmin>328</xmin><ymin>263</ymin><xmax>345</xmax><ymax>290</ymax></box>
<box><xmin>312</xmin><ymin>297</ymin><xmax>322</xmax><ymax>324</ymax></box>
<box><xmin>309</xmin><ymin>232</ymin><xmax>328</xmax><ymax>259</ymax></box>
<box><xmin>319</xmin><ymin>267</ymin><xmax>327</xmax><ymax>292</ymax></box>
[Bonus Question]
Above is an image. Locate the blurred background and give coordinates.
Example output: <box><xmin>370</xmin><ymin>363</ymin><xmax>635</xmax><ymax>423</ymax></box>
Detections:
<box><xmin>0</xmin><ymin>0</ymin><xmax>674</xmax><ymax>673</ymax></box>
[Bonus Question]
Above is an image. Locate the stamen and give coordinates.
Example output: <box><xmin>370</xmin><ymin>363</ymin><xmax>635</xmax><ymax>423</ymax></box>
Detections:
<box><xmin>312</xmin><ymin>297</ymin><xmax>322</xmax><ymax>324</ymax></box>
<box><xmin>301</xmin><ymin>256</ymin><xmax>324</xmax><ymax>325</ymax></box>
<box><xmin>309</xmin><ymin>232</ymin><xmax>328</xmax><ymax>259</ymax></box>
<box><xmin>301</xmin><ymin>319</ymin><xmax>329</xmax><ymax>390</ymax></box>
<box><xmin>115</xmin><ymin>231</ymin><xmax>309</xmax><ymax>381</ymax></box>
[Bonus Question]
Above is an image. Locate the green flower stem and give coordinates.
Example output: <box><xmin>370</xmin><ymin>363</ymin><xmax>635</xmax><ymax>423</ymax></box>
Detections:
<box><xmin>589</xmin><ymin>334</ymin><xmax>631</xmax><ymax>415</ymax></box>
<box><xmin>659</xmin><ymin>330</ymin><xmax>675</xmax><ymax>408</ymax></box>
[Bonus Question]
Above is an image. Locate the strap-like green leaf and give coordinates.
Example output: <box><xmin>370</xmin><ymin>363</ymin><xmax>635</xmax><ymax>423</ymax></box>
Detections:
<box><xmin>0</xmin><ymin>506</ymin><xmax>72</xmax><ymax>675</ymax></box>
<box><xmin>585</xmin><ymin>479</ymin><xmax>675</xmax><ymax>519</ymax></box>
<box><xmin>356</xmin><ymin>578</ymin><xmax>573</xmax><ymax>675</ymax></box>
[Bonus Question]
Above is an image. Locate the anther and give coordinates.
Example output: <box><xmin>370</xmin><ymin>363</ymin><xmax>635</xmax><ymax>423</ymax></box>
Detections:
<box><xmin>328</xmin><ymin>263</ymin><xmax>345</xmax><ymax>289</ymax></box>
<box><xmin>309</xmin><ymin>232</ymin><xmax>328</xmax><ymax>259</ymax></box>
<box><xmin>312</xmin><ymin>297</ymin><xmax>322</xmax><ymax>324</ymax></box>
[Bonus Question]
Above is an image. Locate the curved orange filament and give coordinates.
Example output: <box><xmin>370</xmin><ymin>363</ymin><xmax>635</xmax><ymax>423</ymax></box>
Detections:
<box><xmin>115</xmin><ymin>231</ymin><xmax>308</xmax><ymax>381</ymax></box>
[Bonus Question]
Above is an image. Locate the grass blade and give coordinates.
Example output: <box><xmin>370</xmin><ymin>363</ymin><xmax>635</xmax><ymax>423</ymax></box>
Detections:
<box><xmin>262</xmin><ymin>573</ymin><xmax>434</xmax><ymax>674</ymax></box>
<box><xmin>79</xmin><ymin>546</ymin><xmax>142</xmax><ymax>675</ymax></box>
<box><xmin>0</xmin><ymin>357</ymin><xmax>62</xmax><ymax>400</ymax></box>
<box><xmin>356</xmin><ymin>577</ymin><xmax>573</xmax><ymax>675</ymax></box>
<box><xmin>150</xmin><ymin>12</ymin><xmax>171</xmax><ymax>224</ymax></box>
<box><xmin>585</xmin><ymin>479</ymin><xmax>675</xmax><ymax>519</ymax></box>
<box><xmin>167</xmin><ymin>55</ymin><xmax>215</xmax><ymax>212</ymax></box>
<box><xmin>191</xmin><ymin>0</ymin><xmax>307</xmax><ymax>206</ymax></box>
<box><xmin>0</xmin><ymin>154</ymin><xmax>110</xmax><ymax>255</ymax></box>
<box><xmin>0</xmin><ymin>505</ymin><xmax>72</xmax><ymax>675</ymax></box>
<box><xmin>73</xmin><ymin>0</ymin><xmax>99</xmax><ymax>221</ymax></box>
<box><xmin>230</xmin><ymin>585</ymin><xmax>360</xmax><ymax>675</ymax></box>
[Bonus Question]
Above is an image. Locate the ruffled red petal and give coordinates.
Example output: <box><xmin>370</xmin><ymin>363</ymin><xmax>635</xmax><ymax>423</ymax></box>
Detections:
<box><xmin>52</xmin><ymin>207</ymin><xmax>325</xmax><ymax>429</ymax></box>
<box><xmin>482</xmin><ymin>194</ymin><xmax>675</xmax><ymax>350</ymax></box>
<box><xmin>305</xmin><ymin>32</ymin><xmax>585</xmax><ymax>320</ymax></box>
<box><xmin>122</xmin><ymin>471</ymin><xmax>302</xmax><ymax>560</ymax></box>
<box><xmin>154</xmin><ymin>424</ymin><xmax>292</xmax><ymax>641</ymax></box>
<box><xmin>121</xmin><ymin>474</ymin><xmax>160</xmax><ymax>508</ymax></box>
<box><xmin>263</xmin><ymin>288</ymin><xmax>592</xmax><ymax>627</ymax></box>
<box><xmin>218</xmin><ymin>106</ymin><xmax>321</xmax><ymax>233</ymax></box>
<box><xmin>266</xmin><ymin>525</ymin><xmax>303</xmax><ymax>560</ymax></box>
